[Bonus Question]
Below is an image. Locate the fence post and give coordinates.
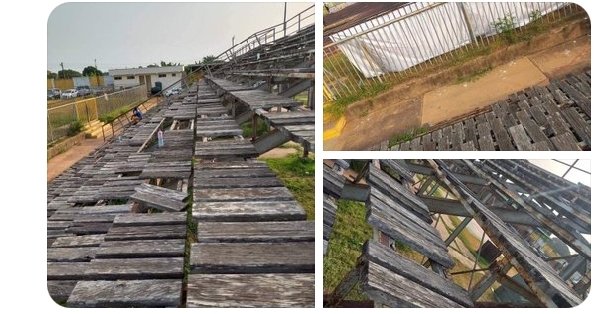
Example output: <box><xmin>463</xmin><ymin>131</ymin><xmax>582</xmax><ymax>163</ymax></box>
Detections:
<box><xmin>458</xmin><ymin>2</ymin><xmax>478</xmax><ymax>47</ymax></box>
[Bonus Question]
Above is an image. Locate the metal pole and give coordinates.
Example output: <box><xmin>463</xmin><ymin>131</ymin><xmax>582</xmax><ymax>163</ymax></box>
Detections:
<box><xmin>284</xmin><ymin>2</ymin><xmax>287</xmax><ymax>37</ymax></box>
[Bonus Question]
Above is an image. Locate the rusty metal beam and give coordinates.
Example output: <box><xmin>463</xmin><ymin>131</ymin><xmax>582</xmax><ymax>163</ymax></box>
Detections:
<box><xmin>463</xmin><ymin>160</ymin><xmax>591</xmax><ymax>260</ymax></box>
<box><xmin>497</xmin><ymin>271</ymin><xmax>546</xmax><ymax>307</ymax></box>
<box><xmin>426</xmin><ymin>159</ymin><xmax>578</xmax><ymax>308</ymax></box>
<box><xmin>483</xmin><ymin>160</ymin><xmax>591</xmax><ymax>231</ymax></box>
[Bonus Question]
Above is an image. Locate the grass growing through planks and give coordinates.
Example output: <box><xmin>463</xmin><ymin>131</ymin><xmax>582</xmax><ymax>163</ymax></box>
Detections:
<box><xmin>261</xmin><ymin>152</ymin><xmax>315</xmax><ymax>220</ymax></box>
<box><xmin>323</xmin><ymin>195</ymin><xmax>499</xmax><ymax>302</ymax></box>
<box><xmin>323</xmin><ymin>199</ymin><xmax>372</xmax><ymax>300</ymax></box>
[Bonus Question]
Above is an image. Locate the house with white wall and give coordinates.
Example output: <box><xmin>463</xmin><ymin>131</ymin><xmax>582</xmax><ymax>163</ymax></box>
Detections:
<box><xmin>108</xmin><ymin>66</ymin><xmax>185</xmax><ymax>92</ymax></box>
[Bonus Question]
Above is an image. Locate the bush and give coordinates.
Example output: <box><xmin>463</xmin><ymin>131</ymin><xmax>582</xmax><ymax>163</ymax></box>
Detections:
<box><xmin>241</xmin><ymin>119</ymin><xmax>269</xmax><ymax>137</ymax></box>
<box><xmin>67</xmin><ymin>121</ymin><xmax>84</xmax><ymax>137</ymax></box>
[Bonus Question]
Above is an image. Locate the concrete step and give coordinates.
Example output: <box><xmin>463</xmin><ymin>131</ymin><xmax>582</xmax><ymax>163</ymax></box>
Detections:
<box><xmin>84</xmin><ymin>120</ymin><xmax>110</xmax><ymax>139</ymax></box>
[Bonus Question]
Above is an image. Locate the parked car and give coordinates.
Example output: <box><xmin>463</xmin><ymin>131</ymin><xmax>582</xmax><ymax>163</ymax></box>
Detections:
<box><xmin>61</xmin><ymin>89</ymin><xmax>78</xmax><ymax>99</ymax></box>
<box><xmin>91</xmin><ymin>87</ymin><xmax>105</xmax><ymax>96</ymax></box>
<box><xmin>76</xmin><ymin>86</ymin><xmax>91</xmax><ymax>97</ymax></box>
<box><xmin>47</xmin><ymin>88</ymin><xmax>61</xmax><ymax>100</ymax></box>
<box><xmin>164</xmin><ymin>87</ymin><xmax>182</xmax><ymax>97</ymax></box>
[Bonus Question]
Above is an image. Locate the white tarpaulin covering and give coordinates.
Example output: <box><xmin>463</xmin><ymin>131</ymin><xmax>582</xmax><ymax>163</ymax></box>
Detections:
<box><xmin>329</xmin><ymin>2</ymin><xmax>566</xmax><ymax>78</ymax></box>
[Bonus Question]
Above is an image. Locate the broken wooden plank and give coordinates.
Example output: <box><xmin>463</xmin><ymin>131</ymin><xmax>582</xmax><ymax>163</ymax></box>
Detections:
<box><xmin>198</xmin><ymin>220</ymin><xmax>314</xmax><ymax>243</ymax></box>
<box><xmin>190</xmin><ymin>242</ymin><xmax>314</xmax><ymax>274</ymax></box>
<box><xmin>66</xmin><ymin>279</ymin><xmax>183</xmax><ymax>307</ymax></box>
<box><xmin>186</xmin><ymin>273</ymin><xmax>314</xmax><ymax>307</ymax></box>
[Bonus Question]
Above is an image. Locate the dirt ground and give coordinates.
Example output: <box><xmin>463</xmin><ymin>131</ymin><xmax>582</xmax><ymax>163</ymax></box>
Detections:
<box><xmin>324</xmin><ymin>21</ymin><xmax>591</xmax><ymax>151</ymax></box>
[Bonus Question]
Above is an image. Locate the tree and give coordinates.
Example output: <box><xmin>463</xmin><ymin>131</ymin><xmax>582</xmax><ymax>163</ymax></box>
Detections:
<box><xmin>83</xmin><ymin>66</ymin><xmax>103</xmax><ymax>77</ymax></box>
<box><xmin>58</xmin><ymin>69</ymin><xmax>82</xmax><ymax>79</ymax></box>
<box><xmin>201</xmin><ymin>55</ymin><xmax>217</xmax><ymax>64</ymax></box>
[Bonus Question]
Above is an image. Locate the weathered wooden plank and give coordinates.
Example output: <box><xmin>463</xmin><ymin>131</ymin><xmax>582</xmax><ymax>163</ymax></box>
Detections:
<box><xmin>66</xmin><ymin>279</ymin><xmax>183</xmax><ymax>307</ymax></box>
<box><xmin>193</xmin><ymin>186</ymin><xmax>296</xmax><ymax>202</ymax></box>
<box><xmin>97</xmin><ymin>239</ymin><xmax>185</xmax><ymax>258</ymax></box>
<box><xmin>362</xmin><ymin>261</ymin><xmax>463</xmax><ymax>307</ymax></box>
<box><xmin>439</xmin><ymin>126</ymin><xmax>452</xmax><ymax>151</ymax></box>
<box><xmin>194</xmin><ymin>147</ymin><xmax>259</xmax><ymax>159</ymax></box>
<box><xmin>48</xmin><ymin>220</ymin><xmax>72</xmax><ymax>230</ymax></box>
<box><xmin>230</xmin><ymin>89</ymin><xmax>302</xmax><ymax>110</ymax></box>
<box><xmin>194</xmin><ymin>167</ymin><xmax>276</xmax><ymax>179</ymax></box>
<box><xmin>69</xmin><ymin>223</ymin><xmax>113</xmax><ymax>235</ymax></box>
<box><xmin>560</xmin><ymin>107</ymin><xmax>591</xmax><ymax>146</ymax></box>
<box><xmin>368</xmin><ymin>187</ymin><xmax>438</xmax><ymax>239</ymax></box>
<box><xmin>47</xmin><ymin>247</ymin><xmax>98</xmax><ymax>262</ymax></box>
<box><xmin>193</xmin><ymin>160</ymin><xmax>268</xmax><ymax>170</ymax></box>
<box><xmin>323</xmin><ymin>199</ymin><xmax>336</xmax><ymax>241</ymax></box>
<box><xmin>72</xmin><ymin>214</ymin><xmax>118</xmax><ymax>224</ymax></box>
<box><xmin>47</xmin><ymin>257</ymin><xmax>184</xmax><ymax>280</ymax></box>
<box><xmin>51</xmin><ymin>234</ymin><xmax>106</xmax><ymax>248</ymax></box>
<box><xmin>113</xmin><ymin>212</ymin><xmax>187</xmax><ymax>226</ymax></box>
<box><xmin>550</xmin><ymin>132</ymin><xmax>581</xmax><ymax>151</ymax></box>
<box><xmin>186</xmin><ymin>273</ymin><xmax>314</xmax><ymax>307</ymax></box>
<box><xmin>451</xmin><ymin>123</ymin><xmax>464</xmax><ymax>151</ymax></box>
<box><xmin>515</xmin><ymin>111</ymin><xmax>552</xmax><ymax>145</ymax></box>
<box><xmin>139</xmin><ymin>170</ymin><xmax>192</xmax><ymax>179</ymax></box>
<box><xmin>323</xmin><ymin>163</ymin><xmax>346</xmax><ymax>198</ymax></box>
<box><xmin>192</xmin><ymin>200</ymin><xmax>306</xmax><ymax>222</ymax></box>
<box><xmin>379</xmin><ymin>159</ymin><xmax>416</xmax><ymax>184</ymax></box>
<box><xmin>490</xmin><ymin>117</ymin><xmax>515</xmax><ymax>151</ymax></box>
<box><xmin>367</xmin><ymin>195</ymin><xmax>454</xmax><ymax>268</ymax></box>
<box><xmin>525</xmin><ymin>99</ymin><xmax>550</xmax><ymax>126</ymax></box>
<box><xmin>104</xmin><ymin>224</ymin><xmax>187</xmax><ymax>241</ymax></box>
<box><xmin>190</xmin><ymin>242</ymin><xmax>314</xmax><ymax>274</ymax></box>
<box><xmin>207</xmin><ymin>78</ymin><xmax>253</xmax><ymax>91</ymax></box>
<box><xmin>367</xmin><ymin>166</ymin><xmax>431</xmax><ymax>222</ymax></box>
<box><xmin>508</xmin><ymin>124</ymin><xmax>535</xmax><ymax>151</ymax></box>
<box><xmin>421</xmin><ymin>133</ymin><xmax>436</xmax><ymax>150</ymax></box>
<box><xmin>134</xmin><ymin>183</ymin><xmax>189</xmax><ymax>201</ymax></box>
<box><xmin>198</xmin><ymin>220</ymin><xmax>314</xmax><ymax>243</ymax></box>
<box><xmin>130</xmin><ymin>191</ymin><xmax>188</xmax><ymax>212</ymax></box>
<box><xmin>556</xmin><ymin>79</ymin><xmax>591</xmax><ymax>116</ymax></box>
<box><xmin>193</xmin><ymin>176</ymin><xmax>284</xmax><ymax>189</ymax></box>
<box><xmin>363</xmin><ymin>240</ymin><xmax>474</xmax><ymax>307</ymax></box>
<box><xmin>464</xmin><ymin>118</ymin><xmax>476</xmax><ymax>145</ymax></box>
<box><xmin>48</xmin><ymin>280</ymin><xmax>78</xmax><ymax>304</ymax></box>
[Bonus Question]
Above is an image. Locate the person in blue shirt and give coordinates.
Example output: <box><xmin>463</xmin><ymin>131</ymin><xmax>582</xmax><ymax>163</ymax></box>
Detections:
<box><xmin>132</xmin><ymin>107</ymin><xmax>143</xmax><ymax>124</ymax></box>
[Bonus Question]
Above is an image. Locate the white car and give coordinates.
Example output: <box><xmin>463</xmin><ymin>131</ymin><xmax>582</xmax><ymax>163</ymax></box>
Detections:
<box><xmin>164</xmin><ymin>87</ymin><xmax>182</xmax><ymax>97</ymax></box>
<box><xmin>61</xmin><ymin>89</ymin><xmax>78</xmax><ymax>99</ymax></box>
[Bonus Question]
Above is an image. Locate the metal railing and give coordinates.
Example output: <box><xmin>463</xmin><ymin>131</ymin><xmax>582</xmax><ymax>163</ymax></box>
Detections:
<box><xmin>323</xmin><ymin>2</ymin><xmax>585</xmax><ymax>102</ymax></box>
<box><xmin>203</xmin><ymin>4</ymin><xmax>315</xmax><ymax>75</ymax></box>
<box><xmin>47</xmin><ymin>85</ymin><xmax>147</xmax><ymax>144</ymax></box>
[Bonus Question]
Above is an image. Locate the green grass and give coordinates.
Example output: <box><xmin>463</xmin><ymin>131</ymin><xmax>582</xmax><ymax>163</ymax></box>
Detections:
<box><xmin>293</xmin><ymin>91</ymin><xmax>309</xmax><ymax>107</ymax></box>
<box><xmin>261</xmin><ymin>152</ymin><xmax>315</xmax><ymax>220</ymax></box>
<box><xmin>324</xmin><ymin>81</ymin><xmax>390</xmax><ymax>120</ymax></box>
<box><xmin>388</xmin><ymin>127</ymin><xmax>427</xmax><ymax>148</ymax></box>
<box><xmin>456</xmin><ymin>65</ymin><xmax>493</xmax><ymax>84</ymax></box>
<box><xmin>323</xmin><ymin>199</ymin><xmax>372</xmax><ymax>300</ymax></box>
<box><xmin>241</xmin><ymin>119</ymin><xmax>269</xmax><ymax>138</ymax></box>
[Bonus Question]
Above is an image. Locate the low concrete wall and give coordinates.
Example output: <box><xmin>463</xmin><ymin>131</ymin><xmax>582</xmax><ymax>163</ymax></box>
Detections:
<box><xmin>47</xmin><ymin>132</ymin><xmax>86</xmax><ymax>161</ymax></box>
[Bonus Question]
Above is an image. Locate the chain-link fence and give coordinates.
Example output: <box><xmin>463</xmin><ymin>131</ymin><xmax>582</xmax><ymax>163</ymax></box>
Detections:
<box><xmin>47</xmin><ymin>85</ymin><xmax>148</xmax><ymax>144</ymax></box>
<box><xmin>323</xmin><ymin>2</ymin><xmax>586</xmax><ymax>102</ymax></box>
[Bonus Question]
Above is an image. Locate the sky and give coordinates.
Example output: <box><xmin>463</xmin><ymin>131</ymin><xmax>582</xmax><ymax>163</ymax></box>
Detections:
<box><xmin>46</xmin><ymin>1</ymin><xmax>315</xmax><ymax>74</ymax></box>
<box><xmin>528</xmin><ymin>159</ymin><xmax>591</xmax><ymax>187</ymax></box>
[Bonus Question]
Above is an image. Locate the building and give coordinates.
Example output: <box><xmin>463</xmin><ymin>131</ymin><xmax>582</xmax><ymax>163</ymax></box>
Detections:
<box><xmin>108</xmin><ymin>66</ymin><xmax>185</xmax><ymax>92</ymax></box>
